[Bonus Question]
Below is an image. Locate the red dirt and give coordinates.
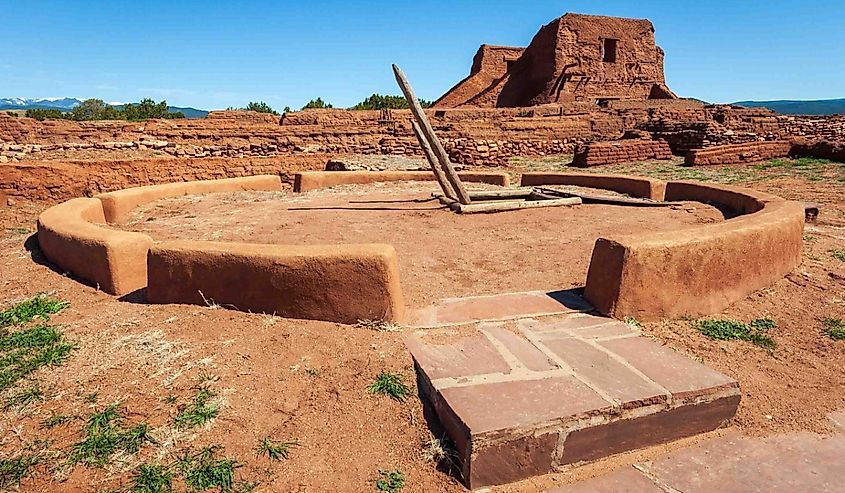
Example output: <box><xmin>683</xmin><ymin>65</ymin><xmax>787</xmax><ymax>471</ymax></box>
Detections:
<box><xmin>115</xmin><ymin>182</ymin><xmax>723</xmax><ymax>309</ymax></box>
<box><xmin>0</xmin><ymin>160</ymin><xmax>843</xmax><ymax>492</ymax></box>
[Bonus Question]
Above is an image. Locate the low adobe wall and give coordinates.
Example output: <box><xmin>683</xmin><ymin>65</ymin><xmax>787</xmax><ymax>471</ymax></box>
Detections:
<box><xmin>97</xmin><ymin>174</ymin><xmax>283</xmax><ymax>223</ymax></box>
<box><xmin>584</xmin><ymin>181</ymin><xmax>804</xmax><ymax>320</ymax></box>
<box><xmin>36</xmin><ymin>198</ymin><xmax>153</xmax><ymax>295</ymax></box>
<box><xmin>572</xmin><ymin>139</ymin><xmax>673</xmax><ymax>167</ymax></box>
<box><xmin>684</xmin><ymin>141</ymin><xmax>791</xmax><ymax>166</ymax></box>
<box><xmin>519</xmin><ymin>172</ymin><xmax>666</xmax><ymax>200</ymax></box>
<box><xmin>293</xmin><ymin>170</ymin><xmax>510</xmax><ymax>192</ymax></box>
<box><xmin>35</xmin><ymin>175</ymin><xmax>407</xmax><ymax>324</ymax></box>
<box><xmin>147</xmin><ymin>241</ymin><xmax>404</xmax><ymax>323</ymax></box>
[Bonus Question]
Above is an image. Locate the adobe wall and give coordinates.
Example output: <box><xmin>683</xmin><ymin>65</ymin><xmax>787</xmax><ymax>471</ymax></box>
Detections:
<box><xmin>292</xmin><ymin>170</ymin><xmax>510</xmax><ymax>192</ymax></box>
<box><xmin>0</xmin><ymin>155</ymin><xmax>327</xmax><ymax>202</ymax></box>
<box><xmin>572</xmin><ymin>139</ymin><xmax>672</xmax><ymax>167</ymax></box>
<box><xmin>684</xmin><ymin>141</ymin><xmax>791</xmax><ymax>166</ymax></box>
<box><xmin>520</xmin><ymin>172</ymin><xmax>666</xmax><ymax>200</ymax></box>
<box><xmin>147</xmin><ymin>241</ymin><xmax>405</xmax><ymax>324</ymax></box>
<box><xmin>437</xmin><ymin>13</ymin><xmax>676</xmax><ymax>108</ymax></box>
<box><xmin>583</xmin><ymin>181</ymin><xmax>804</xmax><ymax>320</ymax></box>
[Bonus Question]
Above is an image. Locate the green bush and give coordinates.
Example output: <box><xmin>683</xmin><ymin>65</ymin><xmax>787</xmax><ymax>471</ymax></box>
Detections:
<box><xmin>244</xmin><ymin>101</ymin><xmax>279</xmax><ymax>115</ymax></box>
<box><xmin>302</xmin><ymin>97</ymin><xmax>333</xmax><ymax>110</ymax></box>
<box><xmin>24</xmin><ymin>108</ymin><xmax>67</xmax><ymax>121</ymax></box>
<box><xmin>350</xmin><ymin>93</ymin><xmax>433</xmax><ymax>110</ymax></box>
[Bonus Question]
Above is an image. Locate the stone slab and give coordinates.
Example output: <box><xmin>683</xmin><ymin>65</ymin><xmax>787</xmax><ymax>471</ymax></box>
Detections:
<box><xmin>409</xmin><ymin>290</ymin><xmax>591</xmax><ymax>327</ymax></box>
<box><xmin>407</xmin><ymin>312</ymin><xmax>740</xmax><ymax>489</ymax></box>
<box><xmin>546</xmin><ymin>468</ymin><xmax>662</xmax><ymax>493</ymax></box>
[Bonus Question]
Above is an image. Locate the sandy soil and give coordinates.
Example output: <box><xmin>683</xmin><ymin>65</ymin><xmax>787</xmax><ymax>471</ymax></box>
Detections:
<box><xmin>0</xmin><ymin>158</ymin><xmax>843</xmax><ymax>492</ymax></box>
<box><xmin>116</xmin><ymin>182</ymin><xmax>723</xmax><ymax>309</ymax></box>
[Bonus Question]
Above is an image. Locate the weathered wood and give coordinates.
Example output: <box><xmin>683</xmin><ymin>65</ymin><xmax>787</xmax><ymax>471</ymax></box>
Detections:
<box><xmin>412</xmin><ymin>120</ymin><xmax>455</xmax><ymax>199</ymax></box>
<box><xmin>392</xmin><ymin>64</ymin><xmax>471</xmax><ymax>204</ymax></box>
<box><xmin>453</xmin><ymin>197</ymin><xmax>582</xmax><ymax>214</ymax></box>
<box><xmin>535</xmin><ymin>187</ymin><xmax>679</xmax><ymax>207</ymax></box>
<box><xmin>467</xmin><ymin>188</ymin><xmax>533</xmax><ymax>200</ymax></box>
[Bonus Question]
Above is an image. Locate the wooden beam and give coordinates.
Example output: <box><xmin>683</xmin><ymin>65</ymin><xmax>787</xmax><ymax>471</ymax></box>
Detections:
<box><xmin>392</xmin><ymin>64</ymin><xmax>471</xmax><ymax>204</ymax></box>
<box><xmin>452</xmin><ymin>197</ymin><xmax>582</xmax><ymax>214</ymax></box>
<box><xmin>411</xmin><ymin>120</ymin><xmax>455</xmax><ymax>199</ymax></box>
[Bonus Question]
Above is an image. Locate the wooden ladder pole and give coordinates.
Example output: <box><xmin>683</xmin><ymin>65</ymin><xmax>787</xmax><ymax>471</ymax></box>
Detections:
<box><xmin>392</xmin><ymin>64</ymin><xmax>471</xmax><ymax>204</ymax></box>
<box><xmin>411</xmin><ymin>120</ymin><xmax>455</xmax><ymax>200</ymax></box>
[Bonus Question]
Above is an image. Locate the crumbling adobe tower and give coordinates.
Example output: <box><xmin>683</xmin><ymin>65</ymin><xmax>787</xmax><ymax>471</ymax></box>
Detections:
<box><xmin>435</xmin><ymin>13</ymin><xmax>677</xmax><ymax>108</ymax></box>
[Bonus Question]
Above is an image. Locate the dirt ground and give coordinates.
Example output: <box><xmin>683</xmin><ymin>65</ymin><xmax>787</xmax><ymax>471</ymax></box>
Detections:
<box><xmin>0</xmin><ymin>156</ymin><xmax>844</xmax><ymax>492</ymax></box>
<box><xmin>116</xmin><ymin>181</ymin><xmax>723</xmax><ymax>309</ymax></box>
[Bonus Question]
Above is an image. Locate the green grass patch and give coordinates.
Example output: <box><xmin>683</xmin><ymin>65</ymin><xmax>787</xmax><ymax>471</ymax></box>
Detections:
<box><xmin>256</xmin><ymin>436</ymin><xmax>299</xmax><ymax>462</ymax></box>
<box><xmin>0</xmin><ymin>324</ymin><xmax>74</xmax><ymax>391</ymax></box>
<box><xmin>0</xmin><ymin>294</ymin><xmax>68</xmax><ymax>328</ymax></box>
<box><xmin>0</xmin><ymin>454</ymin><xmax>39</xmax><ymax>489</ymax></box>
<box><xmin>375</xmin><ymin>469</ymin><xmax>405</xmax><ymax>492</ymax></box>
<box><xmin>823</xmin><ymin>318</ymin><xmax>845</xmax><ymax>341</ymax></box>
<box><xmin>130</xmin><ymin>463</ymin><xmax>174</xmax><ymax>493</ymax></box>
<box><xmin>174</xmin><ymin>386</ymin><xmax>219</xmax><ymax>429</ymax></box>
<box><xmin>176</xmin><ymin>445</ymin><xmax>240</xmax><ymax>493</ymax></box>
<box><xmin>693</xmin><ymin>318</ymin><xmax>776</xmax><ymax>349</ymax></box>
<box><xmin>4</xmin><ymin>384</ymin><xmax>43</xmax><ymax>410</ymax></box>
<box><xmin>368</xmin><ymin>372</ymin><xmax>411</xmax><ymax>401</ymax></box>
<box><xmin>69</xmin><ymin>404</ymin><xmax>157</xmax><ymax>467</ymax></box>
<box><xmin>831</xmin><ymin>249</ymin><xmax>845</xmax><ymax>262</ymax></box>
<box><xmin>624</xmin><ymin>316</ymin><xmax>642</xmax><ymax>328</ymax></box>
<box><xmin>5</xmin><ymin>228</ymin><xmax>29</xmax><ymax>236</ymax></box>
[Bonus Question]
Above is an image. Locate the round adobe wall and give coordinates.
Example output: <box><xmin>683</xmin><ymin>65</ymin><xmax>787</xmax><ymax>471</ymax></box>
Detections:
<box><xmin>36</xmin><ymin>175</ymin><xmax>405</xmax><ymax>323</ymax></box>
<box><xmin>583</xmin><ymin>180</ymin><xmax>804</xmax><ymax>320</ymax></box>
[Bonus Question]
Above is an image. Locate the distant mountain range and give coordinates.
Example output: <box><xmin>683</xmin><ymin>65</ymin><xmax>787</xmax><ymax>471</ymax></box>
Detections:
<box><xmin>732</xmin><ymin>98</ymin><xmax>845</xmax><ymax>115</ymax></box>
<box><xmin>0</xmin><ymin>98</ymin><xmax>208</xmax><ymax>118</ymax></box>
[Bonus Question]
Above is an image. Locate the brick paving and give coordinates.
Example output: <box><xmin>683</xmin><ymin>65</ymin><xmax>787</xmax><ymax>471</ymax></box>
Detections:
<box><xmin>548</xmin><ymin>430</ymin><xmax>845</xmax><ymax>493</ymax></box>
<box><xmin>406</xmin><ymin>308</ymin><xmax>740</xmax><ymax>489</ymax></box>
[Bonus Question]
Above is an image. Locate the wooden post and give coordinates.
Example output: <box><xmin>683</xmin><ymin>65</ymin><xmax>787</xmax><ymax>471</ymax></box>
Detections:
<box><xmin>392</xmin><ymin>64</ymin><xmax>471</xmax><ymax>204</ymax></box>
<box><xmin>412</xmin><ymin>120</ymin><xmax>455</xmax><ymax>199</ymax></box>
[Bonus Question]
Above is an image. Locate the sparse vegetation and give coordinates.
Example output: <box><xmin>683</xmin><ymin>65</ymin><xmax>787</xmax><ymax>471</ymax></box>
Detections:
<box><xmin>4</xmin><ymin>384</ymin><xmax>43</xmax><ymax>410</ymax></box>
<box><xmin>823</xmin><ymin>318</ymin><xmax>845</xmax><ymax>340</ymax></box>
<box><xmin>176</xmin><ymin>445</ymin><xmax>240</xmax><ymax>493</ymax></box>
<box><xmin>0</xmin><ymin>293</ymin><xmax>68</xmax><ymax>327</ymax></box>
<box><xmin>130</xmin><ymin>463</ymin><xmax>174</xmax><ymax>493</ymax></box>
<box><xmin>174</xmin><ymin>386</ymin><xmax>220</xmax><ymax>429</ymax></box>
<box><xmin>693</xmin><ymin>318</ymin><xmax>776</xmax><ymax>349</ymax></box>
<box><xmin>375</xmin><ymin>469</ymin><xmax>405</xmax><ymax>492</ymax></box>
<box><xmin>624</xmin><ymin>316</ymin><xmax>642</xmax><ymax>328</ymax></box>
<box><xmin>421</xmin><ymin>434</ymin><xmax>455</xmax><ymax>465</ymax></box>
<box><xmin>43</xmin><ymin>412</ymin><xmax>74</xmax><ymax>429</ymax></box>
<box><xmin>256</xmin><ymin>436</ymin><xmax>299</xmax><ymax>462</ymax></box>
<box><xmin>0</xmin><ymin>454</ymin><xmax>39</xmax><ymax>489</ymax></box>
<box><xmin>831</xmin><ymin>249</ymin><xmax>845</xmax><ymax>262</ymax></box>
<box><xmin>0</xmin><ymin>323</ymin><xmax>74</xmax><ymax>391</ymax></box>
<box><xmin>70</xmin><ymin>404</ymin><xmax>157</xmax><ymax>466</ymax></box>
<box><xmin>368</xmin><ymin>372</ymin><xmax>410</xmax><ymax>401</ymax></box>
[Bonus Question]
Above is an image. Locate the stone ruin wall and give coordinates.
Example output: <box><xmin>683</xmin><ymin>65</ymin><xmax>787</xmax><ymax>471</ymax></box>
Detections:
<box><xmin>436</xmin><ymin>14</ymin><xmax>676</xmax><ymax>108</ymax></box>
<box><xmin>1</xmin><ymin>102</ymin><xmax>843</xmax><ymax>202</ymax></box>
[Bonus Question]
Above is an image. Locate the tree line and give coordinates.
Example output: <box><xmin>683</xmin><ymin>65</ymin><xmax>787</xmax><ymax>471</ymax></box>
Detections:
<box><xmin>25</xmin><ymin>99</ymin><xmax>185</xmax><ymax>121</ymax></box>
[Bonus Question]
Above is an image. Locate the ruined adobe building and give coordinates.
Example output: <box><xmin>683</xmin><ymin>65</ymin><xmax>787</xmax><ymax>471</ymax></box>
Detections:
<box><xmin>436</xmin><ymin>13</ymin><xmax>677</xmax><ymax>108</ymax></box>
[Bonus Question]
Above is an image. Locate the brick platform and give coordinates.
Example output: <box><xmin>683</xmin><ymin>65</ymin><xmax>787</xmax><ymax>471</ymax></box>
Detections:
<box><xmin>406</xmin><ymin>313</ymin><xmax>740</xmax><ymax>489</ymax></box>
<box><xmin>571</xmin><ymin>139</ymin><xmax>673</xmax><ymax>167</ymax></box>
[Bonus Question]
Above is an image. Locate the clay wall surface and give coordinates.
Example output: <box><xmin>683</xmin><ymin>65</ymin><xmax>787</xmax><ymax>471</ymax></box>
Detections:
<box><xmin>583</xmin><ymin>181</ymin><xmax>804</xmax><ymax>320</ymax></box>
<box><xmin>0</xmin><ymin>155</ymin><xmax>326</xmax><ymax>202</ymax></box>
<box><xmin>572</xmin><ymin>139</ymin><xmax>672</xmax><ymax>167</ymax></box>
<box><xmin>520</xmin><ymin>172</ymin><xmax>666</xmax><ymax>200</ymax></box>
<box><xmin>434</xmin><ymin>45</ymin><xmax>525</xmax><ymax>108</ymax></box>
<box><xmin>685</xmin><ymin>141</ymin><xmax>792</xmax><ymax>166</ymax></box>
<box><xmin>293</xmin><ymin>170</ymin><xmax>510</xmax><ymax>192</ymax></box>
<box><xmin>147</xmin><ymin>241</ymin><xmax>405</xmax><ymax>324</ymax></box>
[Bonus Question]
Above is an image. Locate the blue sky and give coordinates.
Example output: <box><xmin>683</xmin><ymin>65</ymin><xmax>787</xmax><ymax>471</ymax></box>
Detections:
<box><xmin>1</xmin><ymin>1</ymin><xmax>843</xmax><ymax>110</ymax></box>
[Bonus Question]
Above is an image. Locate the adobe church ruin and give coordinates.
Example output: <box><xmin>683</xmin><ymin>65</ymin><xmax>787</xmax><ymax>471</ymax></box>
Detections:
<box><xmin>435</xmin><ymin>13</ymin><xmax>677</xmax><ymax>108</ymax></box>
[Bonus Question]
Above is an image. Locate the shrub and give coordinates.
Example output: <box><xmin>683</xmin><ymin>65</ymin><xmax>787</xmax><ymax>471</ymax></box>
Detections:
<box><xmin>349</xmin><ymin>93</ymin><xmax>433</xmax><ymax>110</ymax></box>
<box><xmin>302</xmin><ymin>97</ymin><xmax>333</xmax><ymax>110</ymax></box>
<box><xmin>244</xmin><ymin>101</ymin><xmax>278</xmax><ymax>115</ymax></box>
<box><xmin>25</xmin><ymin>108</ymin><xmax>67</xmax><ymax>121</ymax></box>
